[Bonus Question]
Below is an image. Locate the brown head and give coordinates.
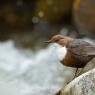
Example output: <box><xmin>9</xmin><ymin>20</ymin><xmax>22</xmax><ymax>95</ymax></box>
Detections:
<box><xmin>45</xmin><ymin>35</ymin><xmax>74</xmax><ymax>46</ymax></box>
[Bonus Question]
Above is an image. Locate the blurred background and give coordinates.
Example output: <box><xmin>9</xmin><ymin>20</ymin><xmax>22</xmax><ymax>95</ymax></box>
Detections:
<box><xmin>0</xmin><ymin>0</ymin><xmax>95</xmax><ymax>95</ymax></box>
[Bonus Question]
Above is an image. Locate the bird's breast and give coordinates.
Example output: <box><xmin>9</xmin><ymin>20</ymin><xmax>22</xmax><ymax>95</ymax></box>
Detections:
<box><xmin>61</xmin><ymin>50</ymin><xmax>73</xmax><ymax>67</ymax></box>
<box><xmin>53</xmin><ymin>43</ymin><xmax>67</xmax><ymax>61</ymax></box>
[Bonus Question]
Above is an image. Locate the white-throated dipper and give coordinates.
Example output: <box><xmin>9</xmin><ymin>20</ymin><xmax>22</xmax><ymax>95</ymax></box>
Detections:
<box><xmin>45</xmin><ymin>35</ymin><xmax>95</xmax><ymax>78</ymax></box>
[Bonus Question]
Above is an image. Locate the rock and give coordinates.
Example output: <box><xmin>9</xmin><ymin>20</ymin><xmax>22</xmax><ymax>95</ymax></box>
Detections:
<box><xmin>55</xmin><ymin>58</ymin><xmax>95</xmax><ymax>95</ymax></box>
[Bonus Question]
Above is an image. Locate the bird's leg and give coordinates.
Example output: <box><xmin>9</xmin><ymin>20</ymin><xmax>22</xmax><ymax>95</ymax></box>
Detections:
<box><xmin>67</xmin><ymin>68</ymin><xmax>78</xmax><ymax>84</ymax></box>
<box><xmin>73</xmin><ymin>68</ymin><xmax>78</xmax><ymax>79</ymax></box>
<box><xmin>77</xmin><ymin>67</ymin><xmax>85</xmax><ymax>76</ymax></box>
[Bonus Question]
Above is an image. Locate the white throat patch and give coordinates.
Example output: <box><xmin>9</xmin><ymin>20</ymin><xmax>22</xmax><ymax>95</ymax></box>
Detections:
<box><xmin>53</xmin><ymin>43</ymin><xmax>67</xmax><ymax>61</ymax></box>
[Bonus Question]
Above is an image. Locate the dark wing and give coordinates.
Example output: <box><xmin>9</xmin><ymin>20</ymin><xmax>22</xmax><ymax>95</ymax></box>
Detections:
<box><xmin>67</xmin><ymin>39</ymin><xmax>95</xmax><ymax>57</ymax></box>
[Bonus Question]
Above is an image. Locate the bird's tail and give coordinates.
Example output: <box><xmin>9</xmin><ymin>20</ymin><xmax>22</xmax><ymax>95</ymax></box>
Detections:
<box><xmin>87</xmin><ymin>53</ymin><xmax>95</xmax><ymax>57</ymax></box>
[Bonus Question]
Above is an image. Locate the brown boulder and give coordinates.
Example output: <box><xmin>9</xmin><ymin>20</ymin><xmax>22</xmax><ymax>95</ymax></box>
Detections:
<box><xmin>73</xmin><ymin>0</ymin><xmax>95</xmax><ymax>35</ymax></box>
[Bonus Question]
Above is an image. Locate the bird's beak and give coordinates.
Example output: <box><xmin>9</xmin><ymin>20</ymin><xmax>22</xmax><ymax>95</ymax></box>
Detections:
<box><xmin>44</xmin><ymin>40</ymin><xmax>52</xmax><ymax>43</ymax></box>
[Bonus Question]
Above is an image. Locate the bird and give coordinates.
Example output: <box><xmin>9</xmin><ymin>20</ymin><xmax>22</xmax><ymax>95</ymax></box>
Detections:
<box><xmin>45</xmin><ymin>35</ymin><xmax>95</xmax><ymax>79</ymax></box>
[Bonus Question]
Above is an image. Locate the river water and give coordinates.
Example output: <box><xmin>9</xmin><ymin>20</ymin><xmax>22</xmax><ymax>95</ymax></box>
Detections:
<box><xmin>0</xmin><ymin>40</ymin><xmax>74</xmax><ymax>95</ymax></box>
